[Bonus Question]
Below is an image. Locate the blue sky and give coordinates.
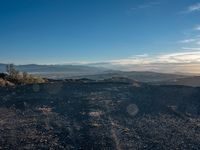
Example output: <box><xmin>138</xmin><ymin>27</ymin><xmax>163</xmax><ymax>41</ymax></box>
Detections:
<box><xmin>0</xmin><ymin>0</ymin><xmax>200</xmax><ymax>73</ymax></box>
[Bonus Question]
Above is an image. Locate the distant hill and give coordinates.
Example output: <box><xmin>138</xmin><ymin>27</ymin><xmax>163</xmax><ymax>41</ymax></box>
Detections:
<box><xmin>0</xmin><ymin>64</ymin><xmax>108</xmax><ymax>78</ymax></box>
<box><xmin>0</xmin><ymin>64</ymin><xmax>7</xmax><ymax>72</ymax></box>
<box><xmin>72</xmin><ymin>71</ymin><xmax>187</xmax><ymax>82</ymax></box>
<box><xmin>2</xmin><ymin>64</ymin><xmax>198</xmax><ymax>86</ymax></box>
<box><xmin>155</xmin><ymin>76</ymin><xmax>200</xmax><ymax>87</ymax></box>
<box><xmin>76</xmin><ymin>71</ymin><xmax>200</xmax><ymax>87</ymax></box>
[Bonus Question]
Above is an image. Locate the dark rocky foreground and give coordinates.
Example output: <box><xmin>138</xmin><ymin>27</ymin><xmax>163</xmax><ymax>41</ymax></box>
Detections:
<box><xmin>0</xmin><ymin>81</ymin><xmax>200</xmax><ymax>150</ymax></box>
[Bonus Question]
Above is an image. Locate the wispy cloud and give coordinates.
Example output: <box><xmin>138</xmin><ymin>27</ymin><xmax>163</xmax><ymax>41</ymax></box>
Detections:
<box><xmin>179</xmin><ymin>38</ymin><xmax>197</xmax><ymax>43</ymax></box>
<box><xmin>180</xmin><ymin>3</ymin><xmax>200</xmax><ymax>14</ymax></box>
<box><xmin>109</xmin><ymin>51</ymin><xmax>200</xmax><ymax>65</ymax></box>
<box><xmin>131</xmin><ymin>54</ymin><xmax>149</xmax><ymax>58</ymax></box>
<box><xmin>187</xmin><ymin>3</ymin><xmax>200</xmax><ymax>12</ymax></box>
<box><xmin>130</xmin><ymin>1</ymin><xmax>160</xmax><ymax>11</ymax></box>
<box><xmin>182</xmin><ymin>47</ymin><xmax>200</xmax><ymax>51</ymax></box>
<box><xmin>178</xmin><ymin>24</ymin><xmax>200</xmax><ymax>47</ymax></box>
<box><xmin>179</xmin><ymin>38</ymin><xmax>200</xmax><ymax>45</ymax></box>
<box><xmin>87</xmin><ymin>51</ymin><xmax>200</xmax><ymax>74</ymax></box>
<box><xmin>156</xmin><ymin>51</ymin><xmax>200</xmax><ymax>63</ymax></box>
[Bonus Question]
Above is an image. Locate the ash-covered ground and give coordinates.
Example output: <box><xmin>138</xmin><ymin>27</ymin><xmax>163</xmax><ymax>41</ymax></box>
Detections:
<box><xmin>0</xmin><ymin>81</ymin><xmax>200</xmax><ymax>150</ymax></box>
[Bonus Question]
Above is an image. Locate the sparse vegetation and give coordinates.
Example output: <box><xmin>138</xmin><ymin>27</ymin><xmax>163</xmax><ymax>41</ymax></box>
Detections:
<box><xmin>0</xmin><ymin>64</ymin><xmax>46</xmax><ymax>86</ymax></box>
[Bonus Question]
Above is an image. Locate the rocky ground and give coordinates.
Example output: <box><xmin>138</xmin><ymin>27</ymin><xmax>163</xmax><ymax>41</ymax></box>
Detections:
<box><xmin>0</xmin><ymin>81</ymin><xmax>200</xmax><ymax>149</ymax></box>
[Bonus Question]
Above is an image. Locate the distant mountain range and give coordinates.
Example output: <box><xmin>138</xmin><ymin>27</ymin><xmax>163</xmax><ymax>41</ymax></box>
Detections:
<box><xmin>0</xmin><ymin>64</ymin><xmax>108</xmax><ymax>78</ymax></box>
<box><xmin>72</xmin><ymin>71</ymin><xmax>187</xmax><ymax>82</ymax></box>
<box><xmin>155</xmin><ymin>76</ymin><xmax>200</xmax><ymax>87</ymax></box>
<box><xmin>1</xmin><ymin>63</ymin><xmax>200</xmax><ymax>87</ymax></box>
<box><xmin>0</xmin><ymin>64</ymin><xmax>184</xmax><ymax>80</ymax></box>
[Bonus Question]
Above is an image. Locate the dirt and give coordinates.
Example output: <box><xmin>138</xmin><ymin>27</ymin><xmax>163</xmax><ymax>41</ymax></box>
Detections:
<box><xmin>0</xmin><ymin>81</ymin><xmax>200</xmax><ymax>149</ymax></box>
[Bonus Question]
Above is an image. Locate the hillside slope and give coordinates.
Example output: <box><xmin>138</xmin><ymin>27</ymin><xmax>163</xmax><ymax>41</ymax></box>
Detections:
<box><xmin>72</xmin><ymin>71</ymin><xmax>187</xmax><ymax>82</ymax></box>
<box><xmin>155</xmin><ymin>76</ymin><xmax>200</xmax><ymax>87</ymax></box>
<box><xmin>0</xmin><ymin>81</ymin><xmax>200</xmax><ymax>149</ymax></box>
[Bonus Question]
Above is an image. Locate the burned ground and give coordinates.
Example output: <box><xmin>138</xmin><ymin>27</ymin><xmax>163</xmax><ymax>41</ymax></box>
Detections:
<box><xmin>0</xmin><ymin>81</ymin><xmax>200</xmax><ymax>149</ymax></box>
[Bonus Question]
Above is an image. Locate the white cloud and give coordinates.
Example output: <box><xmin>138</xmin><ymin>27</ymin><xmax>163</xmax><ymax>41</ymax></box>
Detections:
<box><xmin>179</xmin><ymin>38</ymin><xmax>197</xmax><ymax>43</ymax></box>
<box><xmin>182</xmin><ymin>47</ymin><xmax>200</xmax><ymax>51</ymax></box>
<box><xmin>157</xmin><ymin>51</ymin><xmax>200</xmax><ymax>63</ymax></box>
<box><xmin>131</xmin><ymin>54</ymin><xmax>149</xmax><ymax>58</ymax></box>
<box><xmin>179</xmin><ymin>38</ymin><xmax>200</xmax><ymax>45</ymax></box>
<box><xmin>131</xmin><ymin>1</ymin><xmax>160</xmax><ymax>10</ymax></box>
<box><xmin>110</xmin><ymin>58</ymin><xmax>151</xmax><ymax>65</ymax></box>
<box><xmin>87</xmin><ymin>51</ymin><xmax>200</xmax><ymax>74</ymax></box>
<box><xmin>188</xmin><ymin>3</ymin><xmax>200</xmax><ymax>12</ymax></box>
<box><xmin>109</xmin><ymin>51</ymin><xmax>200</xmax><ymax>65</ymax></box>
